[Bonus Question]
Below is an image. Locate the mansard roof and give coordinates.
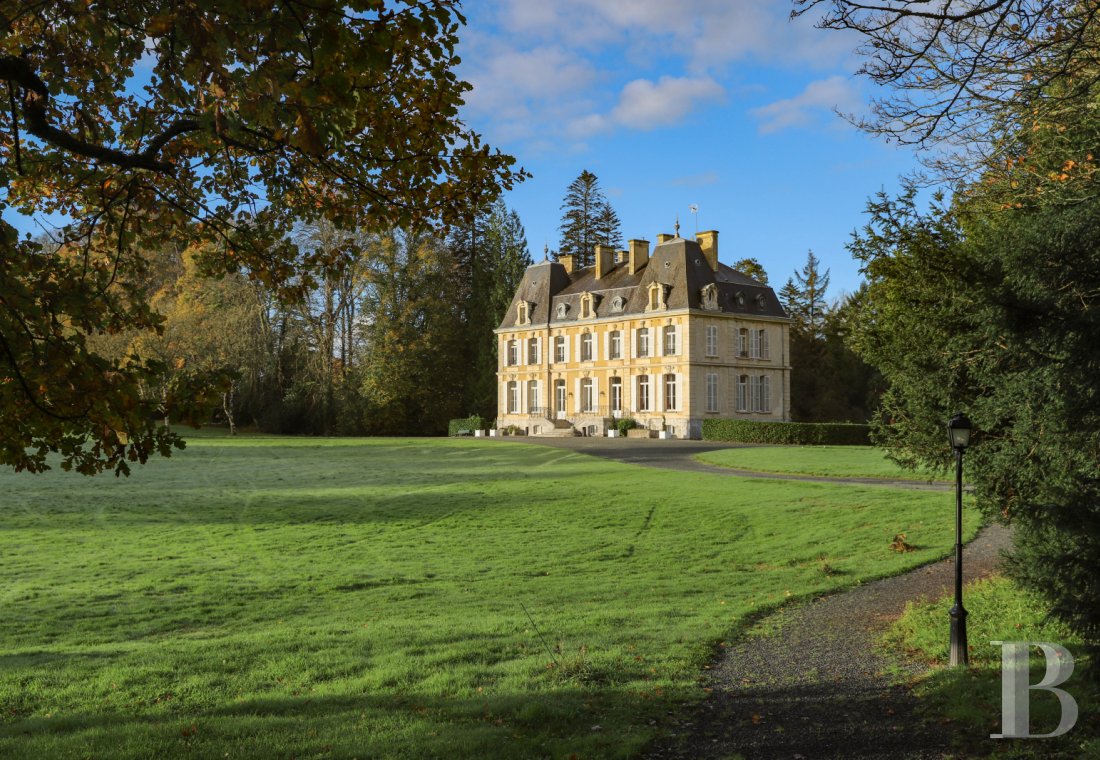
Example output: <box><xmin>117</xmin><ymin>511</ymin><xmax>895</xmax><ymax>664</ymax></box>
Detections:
<box><xmin>497</xmin><ymin>237</ymin><xmax>788</xmax><ymax>330</ymax></box>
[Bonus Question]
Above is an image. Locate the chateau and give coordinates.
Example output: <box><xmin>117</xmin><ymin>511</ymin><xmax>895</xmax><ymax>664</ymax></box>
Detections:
<box><xmin>495</xmin><ymin>229</ymin><xmax>790</xmax><ymax>439</ymax></box>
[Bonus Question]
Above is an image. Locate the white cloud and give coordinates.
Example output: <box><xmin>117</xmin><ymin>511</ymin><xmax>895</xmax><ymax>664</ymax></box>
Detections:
<box><xmin>569</xmin><ymin>76</ymin><xmax>724</xmax><ymax>137</ymax></box>
<box><xmin>750</xmin><ymin>76</ymin><xmax>861</xmax><ymax>133</ymax></box>
<box><xmin>463</xmin><ymin>44</ymin><xmax>596</xmax><ymax>117</ymax></box>
<box><xmin>494</xmin><ymin>0</ymin><xmax>853</xmax><ymax>70</ymax></box>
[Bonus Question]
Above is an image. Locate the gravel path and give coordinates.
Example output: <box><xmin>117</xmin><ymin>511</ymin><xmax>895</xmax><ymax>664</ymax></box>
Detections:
<box><xmin>501</xmin><ymin>437</ymin><xmax>1008</xmax><ymax>758</ymax></box>
<box><xmin>643</xmin><ymin>523</ymin><xmax>1012</xmax><ymax>759</ymax></box>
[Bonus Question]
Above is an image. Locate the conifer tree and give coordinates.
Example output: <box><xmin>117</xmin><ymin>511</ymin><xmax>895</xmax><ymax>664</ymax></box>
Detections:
<box><xmin>558</xmin><ymin>170</ymin><xmax>621</xmax><ymax>267</ymax></box>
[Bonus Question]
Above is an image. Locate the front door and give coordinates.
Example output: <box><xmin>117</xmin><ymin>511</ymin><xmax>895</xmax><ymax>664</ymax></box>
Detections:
<box><xmin>555</xmin><ymin>380</ymin><xmax>566</xmax><ymax>419</ymax></box>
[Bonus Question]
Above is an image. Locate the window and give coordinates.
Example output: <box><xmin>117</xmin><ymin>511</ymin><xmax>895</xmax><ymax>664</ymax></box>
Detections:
<box><xmin>705</xmin><ymin>325</ymin><xmax>718</xmax><ymax>357</ymax></box>
<box><xmin>738</xmin><ymin>328</ymin><xmax>748</xmax><ymax>357</ymax></box>
<box><xmin>517</xmin><ymin>302</ymin><xmax>529</xmax><ymax>325</ymax></box>
<box><xmin>663</xmin><ymin>325</ymin><xmax>677</xmax><ymax>356</ymax></box>
<box><xmin>507</xmin><ymin>339</ymin><xmax>519</xmax><ymax>366</ymax></box>
<box><xmin>758</xmin><ymin>329</ymin><xmax>770</xmax><ymax>359</ymax></box>
<box><xmin>759</xmin><ymin>375</ymin><xmax>771</xmax><ymax>413</ymax></box>
<box><xmin>638</xmin><ymin>375</ymin><xmax>651</xmax><ymax>411</ymax></box>
<box><xmin>750</xmin><ymin>376</ymin><xmax>761</xmax><ymax>412</ymax></box>
<box><xmin>527</xmin><ymin>381</ymin><xmax>540</xmax><ymax>414</ymax></box>
<box><xmin>647</xmin><ymin>284</ymin><xmax>660</xmax><ymax>310</ymax></box>
<box><xmin>527</xmin><ymin>337</ymin><xmax>538</xmax><ymax>365</ymax></box>
<box><xmin>664</xmin><ymin>374</ymin><xmax>678</xmax><ymax>411</ymax></box>
<box><xmin>581</xmin><ymin>378</ymin><xmax>596</xmax><ymax>412</ymax></box>
<box><xmin>580</xmin><ymin>332</ymin><xmax>593</xmax><ymax>361</ymax></box>
<box><xmin>611</xmin><ymin>296</ymin><xmax>625</xmax><ymax>312</ymax></box>
<box><xmin>555</xmin><ymin>303</ymin><xmax>569</xmax><ymax>319</ymax></box>
<box><xmin>637</xmin><ymin>328</ymin><xmax>650</xmax><ymax>358</ymax></box>
<box><xmin>737</xmin><ymin>375</ymin><xmax>748</xmax><ymax>412</ymax></box>
<box><xmin>609</xmin><ymin>330</ymin><xmax>622</xmax><ymax>360</ymax></box>
<box><xmin>750</xmin><ymin>328</ymin><xmax>760</xmax><ymax>359</ymax></box>
<box><xmin>507</xmin><ymin>381</ymin><xmax>520</xmax><ymax>413</ymax></box>
<box><xmin>706</xmin><ymin>373</ymin><xmax>718</xmax><ymax>412</ymax></box>
<box><xmin>554</xmin><ymin>335</ymin><xmax>566</xmax><ymax>363</ymax></box>
<box><xmin>610</xmin><ymin>377</ymin><xmax>622</xmax><ymax>414</ymax></box>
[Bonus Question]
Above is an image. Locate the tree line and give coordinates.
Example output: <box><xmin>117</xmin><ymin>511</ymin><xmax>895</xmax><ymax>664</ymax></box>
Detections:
<box><xmin>80</xmin><ymin>200</ymin><xmax>532</xmax><ymax>440</ymax></box>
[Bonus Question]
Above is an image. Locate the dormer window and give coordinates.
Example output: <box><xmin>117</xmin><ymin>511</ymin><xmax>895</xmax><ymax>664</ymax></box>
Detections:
<box><xmin>701</xmin><ymin>283</ymin><xmax>719</xmax><ymax>311</ymax></box>
<box><xmin>755</xmin><ymin>293</ymin><xmax>766</xmax><ymax>310</ymax></box>
<box><xmin>646</xmin><ymin>282</ymin><xmax>668</xmax><ymax>311</ymax></box>
<box><xmin>611</xmin><ymin>295</ymin><xmax>625</xmax><ymax>313</ymax></box>
<box><xmin>517</xmin><ymin>301</ymin><xmax>531</xmax><ymax>325</ymax></box>
<box><xmin>735</xmin><ymin>291</ymin><xmax>745</xmax><ymax>307</ymax></box>
<box><xmin>555</xmin><ymin>302</ymin><xmax>570</xmax><ymax>320</ymax></box>
<box><xmin>580</xmin><ymin>292</ymin><xmax>596</xmax><ymax>319</ymax></box>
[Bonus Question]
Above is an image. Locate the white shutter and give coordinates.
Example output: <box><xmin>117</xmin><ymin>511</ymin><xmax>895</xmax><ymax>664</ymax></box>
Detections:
<box><xmin>750</xmin><ymin>330</ymin><xmax>760</xmax><ymax>359</ymax></box>
<box><xmin>675</xmin><ymin>372</ymin><xmax>683</xmax><ymax>411</ymax></box>
<box><xmin>630</xmin><ymin>375</ymin><xmax>638</xmax><ymax>412</ymax></box>
<box><xmin>759</xmin><ymin>330</ymin><xmax>769</xmax><ymax>360</ymax></box>
<box><xmin>574</xmin><ymin>378</ymin><xmax>581</xmax><ymax>413</ymax></box>
<box><xmin>536</xmin><ymin>337</ymin><xmax>542</xmax><ymax>365</ymax></box>
<box><xmin>630</xmin><ymin>328</ymin><xmax>637</xmax><ymax>359</ymax></box>
<box><xmin>762</xmin><ymin>376</ymin><xmax>771</xmax><ymax>413</ymax></box>
<box><xmin>592</xmin><ymin>333</ymin><xmax>599</xmax><ymax>362</ymax></box>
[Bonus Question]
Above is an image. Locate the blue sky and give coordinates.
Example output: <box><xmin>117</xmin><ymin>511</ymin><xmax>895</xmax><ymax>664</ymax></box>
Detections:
<box><xmin>456</xmin><ymin>0</ymin><xmax>924</xmax><ymax>298</ymax></box>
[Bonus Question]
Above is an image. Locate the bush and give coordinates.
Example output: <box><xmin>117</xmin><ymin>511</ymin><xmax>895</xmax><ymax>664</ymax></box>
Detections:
<box><xmin>615</xmin><ymin>417</ymin><xmax>637</xmax><ymax>435</ymax></box>
<box><xmin>702</xmin><ymin>419</ymin><xmax>870</xmax><ymax>445</ymax></box>
<box><xmin>448</xmin><ymin>416</ymin><xmax>484</xmax><ymax>437</ymax></box>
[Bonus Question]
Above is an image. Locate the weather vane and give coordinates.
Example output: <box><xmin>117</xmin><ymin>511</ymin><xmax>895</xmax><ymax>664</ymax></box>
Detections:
<box><xmin>674</xmin><ymin>214</ymin><xmax>680</xmax><ymax>237</ymax></box>
<box><xmin>689</xmin><ymin>203</ymin><xmax>699</xmax><ymax>236</ymax></box>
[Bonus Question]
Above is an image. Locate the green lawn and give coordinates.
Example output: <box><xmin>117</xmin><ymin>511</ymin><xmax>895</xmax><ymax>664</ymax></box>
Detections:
<box><xmin>697</xmin><ymin>445</ymin><xmax>948</xmax><ymax>481</ymax></box>
<box><xmin>0</xmin><ymin>435</ymin><xmax>978</xmax><ymax>759</ymax></box>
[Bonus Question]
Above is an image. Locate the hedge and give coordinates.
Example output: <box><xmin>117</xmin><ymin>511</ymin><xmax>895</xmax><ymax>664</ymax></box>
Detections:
<box><xmin>701</xmin><ymin>419</ymin><xmax>870</xmax><ymax>445</ymax></box>
<box><xmin>448</xmin><ymin>416</ymin><xmax>485</xmax><ymax>436</ymax></box>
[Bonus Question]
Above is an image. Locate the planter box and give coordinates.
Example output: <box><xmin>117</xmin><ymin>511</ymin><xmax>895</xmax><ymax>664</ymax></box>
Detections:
<box><xmin>626</xmin><ymin>429</ymin><xmax>655</xmax><ymax>439</ymax></box>
<box><xmin>657</xmin><ymin>430</ymin><xmax>671</xmax><ymax>440</ymax></box>
<box><xmin>488</xmin><ymin>429</ymin><xmax>497</xmax><ymax>437</ymax></box>
<box><xmin>607</xmin><ymin>430</ymin><xmax>619</xmax><ymax>438</ymax></box>
<box><xmin>474</xmin><ymin>430</ymin><xmax>485</xmax><ymax>437</ymax></box>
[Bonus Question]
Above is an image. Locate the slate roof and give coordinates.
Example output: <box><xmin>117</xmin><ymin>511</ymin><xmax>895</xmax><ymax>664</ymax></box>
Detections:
<box><xmin>497</xmin><ymin>237</ymin><xmax>788</xmax><ymax>330</ymax></box>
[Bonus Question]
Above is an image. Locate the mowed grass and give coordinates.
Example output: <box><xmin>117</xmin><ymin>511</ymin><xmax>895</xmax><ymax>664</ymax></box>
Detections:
<box><xmin>0</xmin><ymin>436</ymin><xmax>978</xmax><ymax>759</ymax></box>
<box><xmin>697</xmin><ymin>445</ymin><xmax>948</xmax><ymax>481</ymax></box>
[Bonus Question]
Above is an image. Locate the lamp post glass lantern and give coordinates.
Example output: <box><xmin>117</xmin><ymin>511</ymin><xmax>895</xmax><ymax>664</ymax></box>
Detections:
<box><xmin>948</xmin><ymin>412</ymin><xmax>972</xmax><ymax>667</ymax></box>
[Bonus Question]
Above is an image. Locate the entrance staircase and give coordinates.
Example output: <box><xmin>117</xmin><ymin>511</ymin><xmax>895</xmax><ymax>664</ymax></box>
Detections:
<box><xmin>538</xmin><ymin>417</ymin><xmax>578</xmax><ymax>437</ymax></box>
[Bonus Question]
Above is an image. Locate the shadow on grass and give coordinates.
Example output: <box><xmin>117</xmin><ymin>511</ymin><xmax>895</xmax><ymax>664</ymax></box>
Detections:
<box><xmin>0</xmin><ymin>684</ymin><xmax>666</xmax><ymax>759</ymax></box>
<box><xmin>902</xmin><ymin>662</ymin><xmax>1100</xmax><ymax>759</ymax></box>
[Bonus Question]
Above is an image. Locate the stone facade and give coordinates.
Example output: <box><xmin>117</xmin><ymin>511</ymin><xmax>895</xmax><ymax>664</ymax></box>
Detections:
<box><xmin>494</xmin><ymin>231</ymin><xmax>791</xmax><ymax>439</ymax></box>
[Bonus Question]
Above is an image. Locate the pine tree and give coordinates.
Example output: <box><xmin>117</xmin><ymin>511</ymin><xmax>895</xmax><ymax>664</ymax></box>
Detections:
<box><xmin>784</xmin><ymin>250</ymin><xmax>831</xmax><ymax>337</ymax></box>
<box><xmin>558</xmin><ymin>170</ymin><xmax>621</xmax><ymax>267</ymax></box>
<box><xmin>732</xmin><ymin>257</ymin><xmax>769</xmax><ymax>284</ymax></box>
<box><xmin>595</xmin><ymin>200</ymin><xmax>623</xmax><ymax>250</ymax></box>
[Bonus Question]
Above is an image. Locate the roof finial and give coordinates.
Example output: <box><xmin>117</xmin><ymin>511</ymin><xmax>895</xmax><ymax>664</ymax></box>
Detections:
<box><xmin>674</xmin><ymin>215</ymin><xmax>680</xmax><ymax>237</ymax></box>
<box><xmin>543</xmin><ymin>242</ymin><xmax>549</xmax><ymax>262</ymax></box>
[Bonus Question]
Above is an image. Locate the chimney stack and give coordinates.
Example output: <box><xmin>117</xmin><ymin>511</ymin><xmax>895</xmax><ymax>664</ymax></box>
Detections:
<box><xmin>559</xmin><ymin>254</ymin><xmax>575</xmax><ymax>274</ymax></box>
<box><xmin>595</xmin><ymin>244</ymin><xmax>615</xmax><ymax>279</ymax></box>
<box><xmin>696</xmin><ymin>230</ymin><xmax>718</xmax><ymax>271</ymax></box>
<box><xmin>628</xmin><ymin>239</ymin><xmax>650</xmax><ymax>275</ymax></box>
<box><xmin>656</xmin><ymin>233</ymin><xmax>674</xmax><ymax>244</ymax></box>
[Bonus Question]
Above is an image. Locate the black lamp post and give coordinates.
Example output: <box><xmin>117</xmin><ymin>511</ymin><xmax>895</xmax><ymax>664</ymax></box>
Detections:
<box><xmin>948</xmin><ymin>412</ymin><xmax>973</xmax><ymax>667</ymax></box>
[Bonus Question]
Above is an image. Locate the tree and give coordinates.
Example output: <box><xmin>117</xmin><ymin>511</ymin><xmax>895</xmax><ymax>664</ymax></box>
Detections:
<box><xmin>793</xmin><ymin>0</ymin><xmax>1100</xmax><ymax>177</ymax></box>
<box><xmin>849</xmin><ymin>177</ymin><xmax>1100</xmax><ymax>653</ymax></box>
<box><xmin>558</xmin><ymin>170</ymin><xmax>621</xmax><ymax>267</ymax></box>
<box><xmin>1</xmin><ymin>1</ymin><xmax>525</xmax><ymax>474</ymax></box>
<box><xmin>360</xmin><ymin>232</ymin><xmax>466</xmax><ymax>434</ymax></box>
<box><xmin>781</xmin><ymin>250</ymin><xmax>831</xmax><ymax>338</ymax></box>
<box><xmin>732</xmin><ymin>257</ymin><xmax>769</xmax><ymax>284</ymax></box>
<box><xmin>454</xmin><ymin>199</ymin><xmax>532</xmax><ymax>421</ymax></box>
